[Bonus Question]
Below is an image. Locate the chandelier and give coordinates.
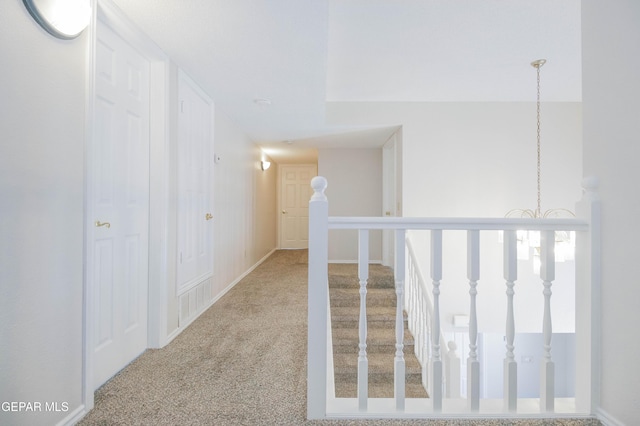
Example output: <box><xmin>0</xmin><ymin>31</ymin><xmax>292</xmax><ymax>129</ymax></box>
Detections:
<box><xmin>505</xmin><ymin>59</ymin><xmax>575</xmax><ymax>265</ymax></box>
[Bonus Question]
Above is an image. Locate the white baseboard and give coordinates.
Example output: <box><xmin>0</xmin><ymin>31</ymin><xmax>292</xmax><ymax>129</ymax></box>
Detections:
<box><xmin>58</xmin><ymin>404</ymin><xmax>86</xmax><ymax>426</ymax></box>
<box><xmin>328</xmin><ymin>259</ymin><xmax>382</xmax><ymax>264</ymax></box>
<box><xmin>164</xmin><ymin>248</ymin><xmax>277</xmax><ymax>346</ymax></box>
<box><xmin>597</xmin><ymin>408</ymin><xmax>625</xmax><ymax>426</ymax></box>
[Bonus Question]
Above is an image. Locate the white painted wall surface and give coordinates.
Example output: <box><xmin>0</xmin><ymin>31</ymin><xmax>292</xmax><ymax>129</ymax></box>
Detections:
<box><xmin>212</xmin><ymin>110</ymin><xmax>277</xmax><ymax>296</ymax></box>
<box><xmin>318</xmin><ymin>148</ymin><xmax>383</xmax><ymax>262</ymax></box>
<box><xmin>480</xmin><ymin>333</ymin><xmax>575</xmax><ymax>399</ymax></box>
<box><xmin>0</xmin><ymin>2</ymin><xmax>87</xmax><ymax>425</ymax></box>
<box><xmin>326</xmin><ymin>102</ymin><xmax>582</xmax><ymax>332</ymax></box>
<box><xmin>582</xmin><ymin>1</ymin><xmax>640</xmax><ymax>424</ymax></box>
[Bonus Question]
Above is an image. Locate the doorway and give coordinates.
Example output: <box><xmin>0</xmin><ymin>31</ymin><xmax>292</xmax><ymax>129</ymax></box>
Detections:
<box><xmin>279</xmin><ymin>164</ymin><xmax>317</xmax><ymax>249</ymax></box>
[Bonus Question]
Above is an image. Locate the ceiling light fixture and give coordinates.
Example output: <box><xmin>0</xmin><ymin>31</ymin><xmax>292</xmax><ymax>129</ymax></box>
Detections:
<box><xmin>253</xmin><ymin>98</ymin><xmax>272</xmax><ymax>107</ymax></box>
<box><xmin>504</xmin><ymin>59</ymin><xmax>575</xmax><ymax>266</ymax></box>
<box><xmin>261</xmin><ymin>161</ymin><xmax>271</xmax><ymax>171</ymax></box>
<box><xmin>24</xmin><ymin>0</ymin><xmax>91</xmax><ymax>39</ymax></box>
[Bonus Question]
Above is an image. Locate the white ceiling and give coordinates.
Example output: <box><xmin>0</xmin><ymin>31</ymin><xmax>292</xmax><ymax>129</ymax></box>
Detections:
<box><xmin>109</xmin><ymin>0</ymin><xmax>581</xmax><ymax>163</ymax></box>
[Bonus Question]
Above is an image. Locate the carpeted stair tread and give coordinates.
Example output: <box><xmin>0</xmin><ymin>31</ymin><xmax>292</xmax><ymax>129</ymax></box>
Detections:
<box><xmin>335</xmin><ymin>382</ymin><xmax>429</xmax><ymax>399</ymax></box>
<box><xmin>333</xmin><ymin>352</ymin><xmax>422</xmax><ymax>378</ymax></box>
<box><xmin>330</xmin><ymin>287</ymin><xmax>397</xmax><ymax>307</ymax></box>
<box><xmin>328</xmin><ymin>264</ymin><xmax>395</xmax><ymax>289</ymax></box>
<box><xmin>330</xmin><ymin>306</ymin><xmax>407</xmax><ymax>328</ymax></box>
<box><xmin>332</xmin><ymin>327</ymin><xmax>414</xmax><ymax>351</ymax></box>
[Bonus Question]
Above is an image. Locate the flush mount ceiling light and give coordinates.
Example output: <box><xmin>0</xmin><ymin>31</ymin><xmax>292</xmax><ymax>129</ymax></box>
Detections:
<box><xmin>24</xmin><ymin>0</ymin><xmax>91</xmax><ymax>39</ymax></box>
<box><xmin>253</xmin><ymin>98</ymin><xmax>272</xmax><ymax>107</ymax></box>
<box><xmin>261</xmin><ymin>161</ymin><xmax>271</xmax><ymax>171</ymax></box>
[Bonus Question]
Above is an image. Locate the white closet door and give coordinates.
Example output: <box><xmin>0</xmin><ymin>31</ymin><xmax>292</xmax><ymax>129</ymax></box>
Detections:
<box><xmin>177</xmin><ymin>72</ymin><xmax>214</xmax><ymax>294</ymax></box>
<box><xmin>91</xmin><ymin>21</ymin><xmax>150</xmax><ymax>389</ymax></box>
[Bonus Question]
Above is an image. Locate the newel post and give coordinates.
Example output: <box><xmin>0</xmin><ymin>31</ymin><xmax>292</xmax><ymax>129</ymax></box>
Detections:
<box><xmin>307</xmin><ymin>176</ymin><xmax>329</xmax><ymax>419</ymax></box>
<box><xmin>574</xmin><ymin>176</ymin><xmax>601</xmax><ymax>414</ymax></box>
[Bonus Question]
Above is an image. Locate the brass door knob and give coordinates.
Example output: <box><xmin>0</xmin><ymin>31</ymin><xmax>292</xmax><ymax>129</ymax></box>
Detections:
<box><xmin>205</xmin><ymin>213</ymin><xmax>213</xmax><ymax>220</ymax></box>
<box><xmin>95</xmin><ymin>220</ymin><xmax>111</xmax><ymax>228</ymax></box>
<box><xmin>282</xmin><ymin>210</ymin><xmax>288</xmax><ymax>214</ymax></box>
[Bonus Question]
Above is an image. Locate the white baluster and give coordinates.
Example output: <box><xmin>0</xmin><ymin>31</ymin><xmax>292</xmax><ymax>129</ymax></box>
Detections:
<box><xmin>394</xmin><ymin>229</ymin><xmax>406</xmax><ymax>410</ymax></box>
<box><xmin>423</xmin><ymin>291</ymin><xmax>431</xmax><ymax>391</ymax></box>
<box><xmin>467</xmin><ymin>230</ymin><xmax>480</xmax><ymax>411</ymax></box>
<box><xmin>503</xmin><ymin>230</ymin><xmax>518</xmax><ymax>412</ymax></box>
<box><xmin>430</xmin><ymin>230</ymin><xmax>443</xmax><ymax>411</ymax></box>
<box><xmin>445</xmin><ymin>341</ymin><xmax>461</xmax><ymax>398</ymax></box>
<box><xmin>307</xmin><ymin>176</ymin><xmax>328</xmax><ymax>419</ymax></box>
<box><xmin>358</xmin><ymin>229</ymin><xmax>369</xmax><ymax>410</ymax></box>
<box><xmin>540</xmin><ymin>230</ymin><xmax>555</xmax><ymax>412</ymax></box>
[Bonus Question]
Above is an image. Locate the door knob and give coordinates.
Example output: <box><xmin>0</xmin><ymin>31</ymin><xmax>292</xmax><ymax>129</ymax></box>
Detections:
<box><xmin>205</xmin><ymin>213</ymin><xmax>213</xmax><ymax>220</ymax></box>
<box><xmin>282</xmin><ymin>210</ymin><xmax>288</xmax><ymax>214</ymax></box>
<box><xmin>95</xmin><ymin>220</ymin><xmax>111</xmax><ymax>228</ymax></box>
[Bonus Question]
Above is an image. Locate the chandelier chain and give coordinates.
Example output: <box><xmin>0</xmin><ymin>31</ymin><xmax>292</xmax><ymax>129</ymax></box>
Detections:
<box><xmin>536</xmin><ymin>63</ymin><xmax>542</xmax><ymax>218</ymax></box>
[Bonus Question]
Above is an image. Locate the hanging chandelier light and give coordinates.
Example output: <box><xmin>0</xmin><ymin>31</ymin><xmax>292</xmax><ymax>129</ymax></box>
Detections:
<box><xmin>505</xmin><ymin>59</ymin><xmax>575</xmax><ymax>265</ymax></box>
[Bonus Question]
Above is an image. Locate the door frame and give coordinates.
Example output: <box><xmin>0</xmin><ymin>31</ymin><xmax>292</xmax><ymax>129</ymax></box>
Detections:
<box><xmin>83</xmin><ymin>0</ymin><xmax>170</xmax><ymax>411</ymax></box>
<box><xmin>382</xmin><ymin>130</ymin><xmax>403</xmax><ymax>267</ymax></box>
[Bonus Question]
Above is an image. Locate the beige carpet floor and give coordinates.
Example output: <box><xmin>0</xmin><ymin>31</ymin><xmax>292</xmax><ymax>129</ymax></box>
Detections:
<box><xmin>78</xmin><ymin>249</ymin><xmax>600</xmax><ymax>426</ymax></box>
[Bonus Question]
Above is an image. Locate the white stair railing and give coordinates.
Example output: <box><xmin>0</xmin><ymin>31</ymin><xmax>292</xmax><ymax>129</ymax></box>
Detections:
<box><xmin>405</xmin><ymin>237</ymin><xmax>457</xmax><ymax>401</ymax></box>
<box><xmin>307</xmin><ymin>176</ymin><xmax>600</xmax><ymax>420</ymax></box>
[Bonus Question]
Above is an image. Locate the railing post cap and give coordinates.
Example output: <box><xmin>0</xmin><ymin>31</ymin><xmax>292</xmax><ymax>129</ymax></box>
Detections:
<box><xmin>310</xmin><ymin>176</ymin><xmax>328</xmax><ymax>201</ymax></box>
<box><xmin>581</xmin><ymin>176</ymin><xmax>599</xmax><ymax>192</ymax></box>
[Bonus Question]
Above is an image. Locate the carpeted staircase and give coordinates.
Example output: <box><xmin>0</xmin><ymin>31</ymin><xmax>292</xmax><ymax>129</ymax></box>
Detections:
<box><xmin>328</xmin><ymin>263</ymin><xmax>428</xmax><ymax>398</ymax></box>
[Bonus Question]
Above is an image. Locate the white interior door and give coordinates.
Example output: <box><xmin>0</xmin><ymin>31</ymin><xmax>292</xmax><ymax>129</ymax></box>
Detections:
<box><xmin>90</xmin><ymin>21</ymin><xmax>150</xmax><ymax>389</ymax></box>
<box><xmin>176</xmin><ymin>71</ymin><xmax>214</xmax><ymax>294</ymax></box>
<box><xmin>280</xmin><ymin>165</ymin><xmax>317</xmax><ymax>249</ymax></box>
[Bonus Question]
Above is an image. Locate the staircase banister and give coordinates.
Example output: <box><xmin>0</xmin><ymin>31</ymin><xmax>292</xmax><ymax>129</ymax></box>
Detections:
<box><xmin>308</xmin><ymin>176</ymin><xmax>599</xmax><ymax>419</ymax></box>
<box><xmin>328</xmin><ymin>216</ymin><xmax>588</xmax><ymax>231</ymax></box>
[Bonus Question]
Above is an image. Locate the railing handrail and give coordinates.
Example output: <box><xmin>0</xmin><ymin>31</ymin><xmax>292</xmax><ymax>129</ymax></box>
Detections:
<box><xmin>328</xmin><ymin>216</ymin><xmax>588</xmax><ymax>231</ymax></box>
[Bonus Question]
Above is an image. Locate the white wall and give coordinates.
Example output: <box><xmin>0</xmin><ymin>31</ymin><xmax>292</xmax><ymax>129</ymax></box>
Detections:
<box><xmin>480</xmin><ymin>333</ymin><xmax>575</xmax><ymax>399</ymax></box>
<box><xmin>582</xmin><ymin>1</ymin><xmax>640</xmax><ymax>424</ymax></box>
<box><xmin>318</xmin><ymin>148</ymin><xmax>383</xmax><ymax>262</ymax></box>
<box><xmin>212</xmin><ymin>111</ymin><xmax>277</xmax><ymax>296</ymax></box>
<box><xmin>0</xmin><ymin>2</ymin><xmax>87</xmax><ymax>425</ymax></box>
<box><xmin>327</xmin><ymin>102</ymin><xmax>582</xmax><ymax>332</ymax></box>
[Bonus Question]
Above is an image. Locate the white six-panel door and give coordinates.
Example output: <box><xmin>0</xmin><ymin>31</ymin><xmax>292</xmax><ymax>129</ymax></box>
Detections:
<box><xmin>176</xmin><ymin>72</ymin><xmax>214</xmax><ymax>294</ymax></box>
<box><xmin>90</xmin><ymin>21</ymin><xmax>150</xmax><ymax>389</ymax></box>
<box><xmin>280</xmin><ymin>165</ymin><xmax>317</xmax><ymax>249</ymax></box>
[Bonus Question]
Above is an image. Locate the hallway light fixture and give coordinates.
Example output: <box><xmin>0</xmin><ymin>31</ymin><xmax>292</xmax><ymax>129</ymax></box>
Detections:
<box><xmin>505</xmin><ymin>59</ymin><xmax>575</xmax><ymax>264</ymax></box>
<box><xmin>261</xmin><ymin>161</ymin><xmax>271</xmax><ymax>171</ymax></box>
<box><xmin>24</xmin><ymin>0</ymin><xmax>91</xmax><ymax>39</ymax></box>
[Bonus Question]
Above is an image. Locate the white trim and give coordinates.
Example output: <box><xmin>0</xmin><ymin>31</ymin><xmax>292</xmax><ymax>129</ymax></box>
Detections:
<box><xmin>147</xmin><ymin>58</ymin><xmax>171</xmax><ymax>349</ymax></box>
<box><xmin>164</xmin><ymin>249</ymin><xmax>277</xmax><ymax>345</ymax></box>
<box><xmin>328</xmin><ymin>259</ymin><xmax>383</xmax><ymax>264</ymax></box>
<box><xmin>176</xmin><ymin>272</ymin><xmax>214</xmax><ymax>297</ymax></box>
<box><xmin>597</xmin><ymin>408</ymin><xmax>625</xmax><ymax>426</ymax></box>
<box><xmin>82</xmin><ymin>0</ymin><xmax>98</xmax><ymax>411</ymax></box>
<box><xmin>57</xmin><ymin>404</ymin><xmax>86</xmax><ymax>426</ymax></box>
